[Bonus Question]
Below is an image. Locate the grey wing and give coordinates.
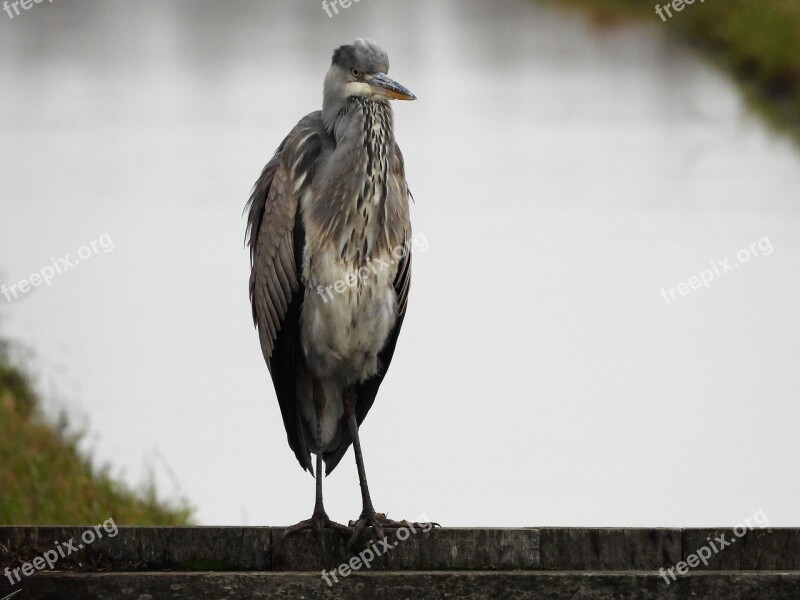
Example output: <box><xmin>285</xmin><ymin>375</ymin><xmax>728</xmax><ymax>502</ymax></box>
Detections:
<box><xmin>246</xmin><ymin>112</ymin><xmax>326</xmax><ymax>473</ymax></box>
<box><xmin>355</xmin><ymin>248</ymin><xmax>412</xmax><ymax>425</ymax></box>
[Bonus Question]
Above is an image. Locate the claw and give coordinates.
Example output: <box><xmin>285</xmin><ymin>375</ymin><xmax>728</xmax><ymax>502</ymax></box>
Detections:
<box><xmin>272</xmin><ymin>513</ymin><xmax>351</xmax><ymax>569</ymax></box>
<box><xmin>346</xmin><ymin>512</ymin><xmax>437</xmax><ymax>549</ymax></box>
<box><xmin>347</xmin><ymin>513</ymin><xmax>384</xmax><ymax>549</ymax></box>
<box><xmin>281</xmin><ymin>513</ymin><xmax>350</xmax><ymax>538</ymax></box>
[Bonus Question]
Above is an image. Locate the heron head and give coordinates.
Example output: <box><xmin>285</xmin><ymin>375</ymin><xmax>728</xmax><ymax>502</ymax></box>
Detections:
<box><xmin>323</xmin><ymin>39</ymin><xmax>416</xmax><ymax>118</ymax></box>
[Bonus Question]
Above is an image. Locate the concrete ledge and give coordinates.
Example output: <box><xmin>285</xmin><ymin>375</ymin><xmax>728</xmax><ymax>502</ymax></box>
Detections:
<box><xmin>2</xmin><ymin>527</ymin><xmax>798</xmax><ymax>599</ymax></box>
<box><xmin>3</xmin><ymin>526</ymin><xmax>796</xmax><ymax>571</ymax></box>
<box><xmin>539</xmin><ymin>528</ymin><xmax>680</xmax><ymax>570</ymax></box>
<box><xmin>6</xmin><ymin>571</ymin><xmax>800</xmax><ymax>600</ymax></box>
<box><xmin>271</xmin><ymin>526</ymin><xmax>539</xmax><ymax>571</ymax></box>
<box><xmin>0</xmin><ymin>526</ymin><xmax>539</xmax><ymax>572</ymax></box>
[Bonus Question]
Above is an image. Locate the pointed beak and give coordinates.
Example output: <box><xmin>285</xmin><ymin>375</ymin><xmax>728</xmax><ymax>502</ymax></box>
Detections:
<box><xmin>368</xmin><ymin>72</ymin><xmax>417</xmax><ymax>101</ymax></box>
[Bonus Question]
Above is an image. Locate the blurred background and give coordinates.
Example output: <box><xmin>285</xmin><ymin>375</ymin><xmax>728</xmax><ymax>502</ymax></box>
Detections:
<box><xmin>1</xmin><ymin>0</ymin><xmax>799</xmax><ymax>527</ymax></box>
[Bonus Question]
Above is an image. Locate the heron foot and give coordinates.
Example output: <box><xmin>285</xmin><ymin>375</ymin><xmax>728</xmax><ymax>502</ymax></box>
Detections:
<box><xmin>281</xmin><ymin>512</ymin><xmax>351</xmax><ymax>538</ymax></box>
<box><xmin>346</xmin><ymin>512</ymin><xmax>437</xmax><ymax>549</ymax></box>
<box><xmin>272</xmin><ymin>512</ymin><xmax>350</xmax><ymax>568</ymax></box>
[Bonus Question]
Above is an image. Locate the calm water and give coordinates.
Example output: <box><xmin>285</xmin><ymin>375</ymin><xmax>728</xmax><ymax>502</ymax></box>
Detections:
<box><xmin>1</xmin><ymin>0</ymin><xmax>799</xmax><ymax>526</ymax></box>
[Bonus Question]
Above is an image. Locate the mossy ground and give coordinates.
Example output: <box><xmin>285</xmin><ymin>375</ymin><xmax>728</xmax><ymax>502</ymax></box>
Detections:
<box><xmin>0</xmin><ymin>339</ymin><xmax>192</xmax><ymax>526</ymax></box>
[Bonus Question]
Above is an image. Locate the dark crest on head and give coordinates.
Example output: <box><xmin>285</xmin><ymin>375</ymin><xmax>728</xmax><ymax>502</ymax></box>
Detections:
<box><xmin>332</xmin><ymin>38</ymin><xmax>390</xmax><ymax>74</ymax></box>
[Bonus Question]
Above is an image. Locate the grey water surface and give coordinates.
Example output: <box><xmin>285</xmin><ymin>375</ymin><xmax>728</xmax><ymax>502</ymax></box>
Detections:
<box><xmin>1</xmin><ymin>0</ymin><xmax>798</xmax><ymax>526</ymax></box>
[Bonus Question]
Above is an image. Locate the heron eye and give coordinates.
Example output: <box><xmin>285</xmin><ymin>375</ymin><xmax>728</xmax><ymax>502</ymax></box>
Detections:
<box><xmin>351</xmin><ymin>68</ymin><xmax>360</xmax><ymax>77</ymax></box>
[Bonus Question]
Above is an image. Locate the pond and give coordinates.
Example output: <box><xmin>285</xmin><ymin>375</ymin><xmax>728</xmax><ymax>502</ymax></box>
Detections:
<box><xmin>1</xmin><ymin>0</ymin><xmax>798</xmax><ymax>526</ymax></box>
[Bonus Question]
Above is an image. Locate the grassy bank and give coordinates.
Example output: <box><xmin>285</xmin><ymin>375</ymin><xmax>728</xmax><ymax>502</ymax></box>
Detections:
<box><xmin>552</xmin><ymin>0</ymin><xmax>800</xmax><ymax>129</ymax></box>
<box><xmin>0</xmin><ymin>340</ymin><xmax>192</xmax><ymax>525</ymax></box>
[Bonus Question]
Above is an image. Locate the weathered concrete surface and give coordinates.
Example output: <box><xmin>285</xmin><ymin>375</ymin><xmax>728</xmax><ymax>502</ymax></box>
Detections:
<box><xmin>271</xmin><ymin>526</ymin><xmax>539</xmax><ymax>571</ymax></box>
<box><xmin>682</xmin><ymin>528</ymin><xmax>800</xmax><ymax>570</ymax></box>
<box><xmin>539</xmin><ymin>528</ymin><xmax>681</xmax><ymax>570</ymax></box>
<box><xmin>0</xmin><ymin>527</ymin><xmax>539</xmax><ymax>572</ymax></box>
<box><xmin>8</xmin><ymin>571</ymin><xmax>800</xmax><ymax>600</ymax></box>
<box><xmin>0</xmin><ymin>526</ymin><xmax>272</xmax><ymax>570</ymax></box>
<box><xmin>2</xmin><ymin>527</ymin><xmax>799</xmax><ymax>599</ymax></box>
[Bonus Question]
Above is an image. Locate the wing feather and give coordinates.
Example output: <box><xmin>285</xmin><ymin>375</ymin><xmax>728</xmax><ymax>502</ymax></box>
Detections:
<box><xmin>247</xmin><ymin>112</ymin><xmax>326</xmax><ymax>472</ymax></box>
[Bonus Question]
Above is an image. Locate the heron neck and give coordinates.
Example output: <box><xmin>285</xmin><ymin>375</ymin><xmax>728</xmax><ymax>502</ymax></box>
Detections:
<box><xmin>321</xmin><ymin>97</ymin><xmax>398</xmax><ymax>262</ymax></box>
<box><xmin>326</xmin><ymin>97</ymin><xmax>394</xmax><ymax>144</ymax></box>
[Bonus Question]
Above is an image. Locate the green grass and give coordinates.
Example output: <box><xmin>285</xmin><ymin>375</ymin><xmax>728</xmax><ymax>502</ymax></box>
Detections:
<box><xmin>0</xmin><ymin>339</ymin><xmax>192</xmax><ymax>526</ymax></box>
<box><xmin>550</xmin><ymin>0</ymin><xmax>800</xmax><ymax>129</ymax></box>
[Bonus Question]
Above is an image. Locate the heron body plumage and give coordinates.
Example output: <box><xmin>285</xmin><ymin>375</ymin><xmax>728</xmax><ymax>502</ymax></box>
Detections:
<box><xmin>248</xmin><ymin>39</ymin><xmax>413</xmax><ymax>470</ymax></box>
<box><xmin>247</xmin><ymin>39</ymin><xmax>417</xmax><ymax>540</ymax></box>
<box><xmin>302</xmin><ymin>98</ymin><xmax>406</xmax><ymax>370</ymax></box>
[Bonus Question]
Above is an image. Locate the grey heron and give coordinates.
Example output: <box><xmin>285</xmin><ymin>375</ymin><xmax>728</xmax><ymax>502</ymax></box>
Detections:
<box><xmin>246</xmin><ymin>39</ymin><xmax>416</xmax><ymax>542</ymax></box>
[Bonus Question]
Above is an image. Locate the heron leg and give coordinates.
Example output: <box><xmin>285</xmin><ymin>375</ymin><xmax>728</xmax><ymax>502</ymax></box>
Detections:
<box><xmin>344</xmin><ymin>386</ymin><xmax>377</xmax><ymax>517</ymax></box>
<box><xmin>311</xmin><ymin>379</ymin><xmax>328</xmax><ymax>519</ymax></box>
<box><xmin>275</xmin><ymin>379</ymin><xmax>348</xmax><ymax>560</ymax></box>
<box><xmin>343</xmin><ymin>386</ymin><xmax>400</xmax><ymax>546</ymax></box>
<box><xmin>343</xmin><ymin>386</ymin><xmax>439</xmax><ymax>548</ymax></box>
